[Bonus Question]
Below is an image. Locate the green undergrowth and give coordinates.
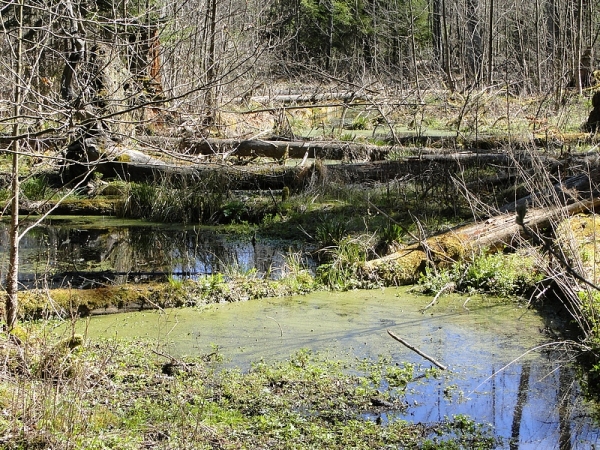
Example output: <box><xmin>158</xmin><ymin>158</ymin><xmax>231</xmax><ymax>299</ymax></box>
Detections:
<box><xmin>19</xmin><ymin>266</ymin><xmax>317</xmax><ymax>319</ymax></box>
<box><xmin>0</xmin><ymin>334</ymin><xmax>499</xmax><ymax>449</ymax></box>
<box><xmin>416</xmin><ymin>250</ymin><xmax>544</xmax><ymax>298</ymax></box>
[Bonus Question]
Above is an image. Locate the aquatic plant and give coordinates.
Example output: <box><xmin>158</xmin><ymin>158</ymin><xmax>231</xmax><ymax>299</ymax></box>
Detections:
<box><xmin>317</xmin><ymin>233</ymin><xmax>377</xmax><ymax>290</ymax></box>
<box><xmin>120</xmin><ymin>179</ymin><xmax>226</xmax><ymax>224</ymax></box>
<box><xmin>314</xmin><ymin>215</ymin><xmax>347</xmax><ymax>247</ymax></box>
<box><xmin>0</xmin><ymin>334</ymin><xmax>500</xmax><ymax>449</ymax></box>
<box><xmin>460</xmin><ymin>251</ymin><xmax>543</xmax><ymax>297</ymax></box>
<box><xmin>280</xmin><ymin>251</ymin><xmax>315</xmax><ymax>293</ymax></box>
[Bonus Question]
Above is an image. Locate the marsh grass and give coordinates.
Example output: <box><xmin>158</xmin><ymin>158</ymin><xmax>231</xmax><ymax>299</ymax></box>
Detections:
<box><xmin>317</xmin><ymin>233</ymin><xmax>378</xmax><ymax>290</ymax></box>
<box><xmin>119</xmin><ymin>175</ymin><xmax>229</xmax><ymax>224</ymax></box>
<box><xmin>0</xmin><ymin>332</ymin><xmax>499</xmax><ymax>449</ymax></box>
<box><xmin>21</xmin><ymin>176</ymin><xmax>49</xmax><ymax>201</ymax></box>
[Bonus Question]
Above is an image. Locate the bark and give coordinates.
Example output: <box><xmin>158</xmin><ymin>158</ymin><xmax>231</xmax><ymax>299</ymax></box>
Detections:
<box><xmin>248</xmin><ymin>92</ymin><xmax>373</xmax><ymax>104</ymax></box>
<box><xmin>60</xmin><ymin>0</ymin><xmax>85</xmax><ymax>101</ymax></box>
<box><xmin>363</xmin><ymin>169</ymin><xmax>600</xmax><ymax>285</ymax></box>
<box><xmin>5</xmin><ymin>0</ymin><xmax>23</xmax><ymax>331</ymax></box>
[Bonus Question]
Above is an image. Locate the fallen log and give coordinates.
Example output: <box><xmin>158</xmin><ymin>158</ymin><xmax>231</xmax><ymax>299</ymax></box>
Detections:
<box><xmin>62</xmin><ymin>136</ymin><xmax>585</xmax><ymax>190</ymax></box>
<box><xmin>361</xmin><ymin>194</ymin><xmax>600</xmax><ymax>286</ymax></box>
<box><xmin>249</xmin><ymin>92</ymin><xmax>372</xmax><ymax>104</ymax></box>
<box><xmin>91</xmin><ymin>154</ymin><xmax>537</xmax><ymax>189</ymax></box>
<box><xmin>179</xmin><ymin>138</ymin><xmax>391</xmax><ymax>161</ymax></box>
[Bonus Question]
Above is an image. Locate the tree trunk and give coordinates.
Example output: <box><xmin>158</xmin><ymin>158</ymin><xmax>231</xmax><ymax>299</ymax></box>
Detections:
<box><xmin>6</xmin><ymin>0</ymin><xmax>23</xmax><ymax>330</ymax></box>
<box><xmin>361</xmin><ymin>184</ymin><xmax>600</xmax><ymax>286</ymax></box>
<box><xmin>60</xmin><ymin>0</ymin><xmax>85</xmax><ymax>101</ymax></box>
<box><xmin>486</xmin><ymin>0</ymin><xmax>494</xmax><ymax>85</ymax></box>
<box><xmin>432</xmin><ymin>0</ymin><xmax>443</xmax><ymax>63</ymax></box>
<box><xmin>466</xmin><ymin>0</ymin><xmax>482</xmax><ymax>84</ymax></box>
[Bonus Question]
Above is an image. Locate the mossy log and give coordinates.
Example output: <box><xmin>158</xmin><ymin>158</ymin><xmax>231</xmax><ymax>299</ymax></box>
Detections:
<box><xmin>361</xmin><ymin>195</ymin><xmax>600</xmax><ymax>286</ymax></box>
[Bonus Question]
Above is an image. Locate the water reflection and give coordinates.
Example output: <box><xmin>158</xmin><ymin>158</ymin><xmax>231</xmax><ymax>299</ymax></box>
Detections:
<box><xmin>82</xmin><ymin>290</ymin><xmax>600</xmax><ymax>447</ymax></box>
<box><xmin>0</xmin><ymin>219</ymin><xmax>308</xmax><ymax>287</ymax></box>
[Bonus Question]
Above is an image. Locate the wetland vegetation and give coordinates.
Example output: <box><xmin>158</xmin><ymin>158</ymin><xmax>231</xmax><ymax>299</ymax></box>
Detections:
<box><xmin>3</xmin><ymin>0</ymin><xmax>600</xmax><ymax>447</ymax></box>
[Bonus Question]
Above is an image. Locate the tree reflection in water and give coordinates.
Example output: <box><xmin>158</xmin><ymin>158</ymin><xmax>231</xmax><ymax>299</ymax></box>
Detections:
<box><xmin>0</xmin><ymin>222</ymin><xmax>310</xmax><ymax>287</ymax></box>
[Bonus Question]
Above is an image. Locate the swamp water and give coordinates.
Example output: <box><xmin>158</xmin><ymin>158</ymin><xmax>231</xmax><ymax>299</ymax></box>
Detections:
<box><xmin>84</xmin><ymin>289</ymin><xmax>599</xmax><ymax>448</ymax></box>
<box><xmin>0</xmin><ymin>217</ymin><xmax>308</xmax><ymax>287</ymax></box>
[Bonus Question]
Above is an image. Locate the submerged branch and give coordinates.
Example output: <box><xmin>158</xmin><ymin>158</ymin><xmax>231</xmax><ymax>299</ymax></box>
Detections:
<box><xmin>387</xmin><ymin>329</ymin><xmax>447</xmax><ymax>370</ymax></box>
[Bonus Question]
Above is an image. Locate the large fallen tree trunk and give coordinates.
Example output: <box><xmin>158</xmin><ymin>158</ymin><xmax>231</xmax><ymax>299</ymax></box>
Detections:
<box><xmin>360</xmin><ymin>168</ymin><xmax>600</xmax><ymax>286</ymax></box>
<box><xmin>248</xmin><ymin>92</ymin><xmax>373</xmax><ymax>104</ymax></box>
<box><xmin>179</xmin><ymin>138</ymin><xmax>391</xmax><ymax>161</ymax></box>
<box><xmin>87</xmin><ymin>153</ymin><xmax>539</xmax><ymax>189</ymax></box>
<box><xmin>64</xmin><ymin>137</ymin><xmax>576</xmax><ymax>187</ymax></box>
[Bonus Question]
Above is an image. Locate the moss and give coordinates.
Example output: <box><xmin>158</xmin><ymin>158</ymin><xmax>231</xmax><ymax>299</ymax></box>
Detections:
<box><xmin>429</xmin><ymin>233</ymin><xmax>469</xmax><ymax>263</ymax></box>
<box><xmin>116</xmin><ymin>153</ymin><xmax>131</xmax><ymax>162</ymax></box>
<box><xmin>17</xmin><ymin>271</ymin><xmax>318</xmax><ymax>319</ymax></box>
<box><xmin>360</xmin><ymin>248</ymin><xmax>427</xmax><ymax>286</ymax></box>
<box><xmin>361</xmin><ymin>231</ymin><xmax>474</xmax><ymax>287</ymax></box>
<box><xmin>51</xmin><ymin>197</ymin><xmax>119</xmax><ymax>215</ymax></box>
<box><xmin>556</xmin><ymin>214</ymin><xmax>600</xmax><ymax>285</ymax></box>
<box><xmin>18</xmin><ymin>284</ymin><xmax>175</xmax><ymax>318</ymax></box>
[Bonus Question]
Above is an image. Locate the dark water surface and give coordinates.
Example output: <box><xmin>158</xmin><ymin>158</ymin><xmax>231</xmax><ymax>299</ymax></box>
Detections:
<box><xmin>0</xmin><ymin>217</ymin><xmax>308</xmax><ymax>287</ymax></box>
<box><xmin>84</xmin><ymin>289</ymin><xmax>599</xmax><ymax>448</ymax></box>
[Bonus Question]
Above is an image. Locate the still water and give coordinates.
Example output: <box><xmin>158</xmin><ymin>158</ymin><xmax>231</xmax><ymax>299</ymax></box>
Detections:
<box><xmin>84</xmin><ymin>288</ymin><xmax>599</xmax><ymax>448</ymax></box>
<box><xmin>0</xmin><ymin>217</ymin><xmax>308</xmax><ymax>287</ymax></box>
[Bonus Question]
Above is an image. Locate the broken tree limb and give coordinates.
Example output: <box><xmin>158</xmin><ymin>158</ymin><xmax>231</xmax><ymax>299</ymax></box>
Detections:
<box><xmin>420</xmin><ymin>282</ymin><xmax>456</xmax><ymax>313</ymax></box>
<box><xmin>498</xmin><ymin>171</ymin><xmax>600</xmax><ymax>212</ymax></box>
<box><xmin>387</xmin><ymin>329</ymin><xmax>447</xmax><ymax>370</ymax></box>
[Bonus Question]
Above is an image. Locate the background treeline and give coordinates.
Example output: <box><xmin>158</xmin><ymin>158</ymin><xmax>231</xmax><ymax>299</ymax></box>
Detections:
<box><xmin>0</xmin><ymin>0</ymin><xmax>598</xmax><ymax>127</ymax></box>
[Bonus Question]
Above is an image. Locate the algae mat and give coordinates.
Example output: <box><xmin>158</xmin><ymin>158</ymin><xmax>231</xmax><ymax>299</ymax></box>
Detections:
<box><xmin>83</xmin><ymin>288</ymin><xmax>599</xmax><ymax>447</ymax></box>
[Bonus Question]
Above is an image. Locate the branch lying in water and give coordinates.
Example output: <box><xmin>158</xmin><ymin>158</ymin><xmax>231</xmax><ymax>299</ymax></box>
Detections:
<box><xmin>387</xmin><ymin>329</ymin><xmax>448</xmax><ymax>370</ymax></box>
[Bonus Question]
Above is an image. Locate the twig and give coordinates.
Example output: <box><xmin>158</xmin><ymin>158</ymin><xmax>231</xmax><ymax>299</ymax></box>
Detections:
<box><xmin>411</xmin><ymin>212</ymin><xmax>437</xmax><ymax>273</ymax></box>
<box><xmin>462</xmin><ymin>296</ymin><xmax>471</xmax><ymax>311</ymax></box>
<box><xmin>151</xmin><ymin>349</ymin><xmax>192</xmax><ymax>371</ymax></box>
<box><xmin>387</xmin><ymin>329</ymin><xmax>447</xmax><ymax>370</ymax></box>
<box><xmin>266</xmin><ymin>316</ymin><xmax>283</xmax><ymax>337</ymax></box>
<box><xmin>268</xmin><ymin>188</ymin><xmax>279</xmax><ymax>210</ymax></box>
<box><xmin>366</xmin><ymin>197</ymin><xmax>420</xmax><ymax>242</ymax></box>
<box><xmin>518</xmin><ymin>204</ymin><xmax>600</xmax><ymax>292</ymax></box>
<box><xmin>421</xmin><ymin>282</ymin><xmax>455</xmax><ymax>313</ymax></box>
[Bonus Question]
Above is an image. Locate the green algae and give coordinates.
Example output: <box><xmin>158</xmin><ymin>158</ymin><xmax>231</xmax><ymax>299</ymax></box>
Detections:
<box><xmin>81</xmin><ymin>288</ymin><xmax>547</xmax><ymax>368</ymax></box>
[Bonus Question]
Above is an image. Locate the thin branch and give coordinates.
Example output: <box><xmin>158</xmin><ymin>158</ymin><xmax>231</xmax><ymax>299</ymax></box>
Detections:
<box><xmin>387</xmin><ymin>329</ymin><xmax>447</xmax><ymax>370</ymax></box>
